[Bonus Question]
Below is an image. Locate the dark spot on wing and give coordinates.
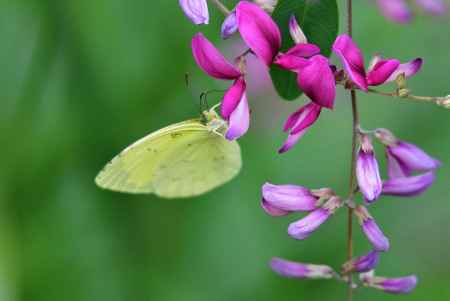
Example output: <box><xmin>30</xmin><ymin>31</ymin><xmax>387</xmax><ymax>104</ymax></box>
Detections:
<box><xmin>171</xmin><ymin>132</ymin><xmax>183</xmax><ymax>139</ymax></box>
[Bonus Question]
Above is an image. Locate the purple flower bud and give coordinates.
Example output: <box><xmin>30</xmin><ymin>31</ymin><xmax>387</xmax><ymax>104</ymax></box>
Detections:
<box><xmin>221</xmin><ymin>12</ymin><xmax>238</xmax><ymax>39</ymax></box>
<box><xmin>270</xmin><ymin>257</ymin><xmax>335</xmax><ymax>279</ymax></box>
<box><xmin>179</xmin><ymin>0</ymin><xmax>209</xmax><ymax>25</ymax></box>
<box><xmin>382</xmin><ymin>171</ymin><xmax>435</xmax><ymax>197</ymax></box>
<box><xmin>386</xmin><ymin>141</ymin><xmax>441</xmax><ymax>177</ymax></box>
<box><xmin>415</xmin><ymin>0</ymin><xmax>448</xmax><ymax>16</ymax></box>
<box><xmin>288</xmin><ymin>197</ymin><xmax>342</xmax><ymax>240</ymax></box>
<box><xmin>362</xmin><ymin>274</ymin><xmax>418</xmax><ymax>294</ymax></box>
<box><xmin>289</xmin><ymin>15</ymin><xmax>307</xmax><ymax>44</ymax></box>
<box><xmin>355</xmin><ymin>206</ymin><xmax>390</xmax><ymax>252</ymax></box>
<box><xmin>262</xmin><ymin>183</ymin><xmax>318</xmax><ymax>213</ymax></box>
<box><xmin>356</xmin><ymin>135</ymin><xmax>382</xmax><ymax>203</ymax></box>
<box><xmin>342</xmin><ymin>250</ymin><xmax>380</xmax><ymax>274</ymax></box>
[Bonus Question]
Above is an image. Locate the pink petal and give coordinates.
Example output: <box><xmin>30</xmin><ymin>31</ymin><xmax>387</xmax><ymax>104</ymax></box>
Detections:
<box><xmin>367</xmin><ymin>59</ymin><xmax>400</xmax><ymax>86</ymax></box>
<box><xmin>192</xmin><ymin>33</ymin><xmax>241</xmax><ymax>80</ymax></box>
<box><xmin>386</xmin><ymin>58</ymin><xmax>423</xmax><ymax>83</ymax></box>
<box><xmin>274</xmin><ymin>54</ymin><xmax>309</xmax><ymax>71</ymax></box>
<box><xmin>332</xmin><ymin>35</ymin><xmax>368</xmax><ymax>91</ymax></box>
<box><xmin>225</xmin><ymin>93</ymin><xmax>250</xmax><ymax>140</ymax></box>
<box><xmin>296</xmin><ymin>55</ymin><xmax>336</xmax><ymax>109</ymax></box>
<box><xmin>278</xmin><ymin>102</ymin><xmax>321</xmax><ymax>153</ymax></box>
<box><xmin>236</xmin><ymin>1</ymin><xmax>281</xmax><ymax>66</ymax></box>
<box><xmin>376</xmin><ymin>0</ymin><xmax>412</xmax><ymax>23</ymax></box>
<box><xmin>415</xmin><ymin>0</ymin><xmax>448</xmax><ymax>16</ymax></box>
<box><xmin>221</xmin><ymin>78</ymin><xmax>246</xmax><ymax>119</ymax></box>
<box><xmin>286</xmin><ymin>43</ymin><xmax>321</xmax><ymax>58</ymax></box>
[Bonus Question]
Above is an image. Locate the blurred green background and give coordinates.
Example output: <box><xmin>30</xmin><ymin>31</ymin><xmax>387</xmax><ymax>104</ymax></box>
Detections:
<box><xmin>0</xmin><ymin>1</ymin><xmax>449</xmax><ymax>300</ymax></box>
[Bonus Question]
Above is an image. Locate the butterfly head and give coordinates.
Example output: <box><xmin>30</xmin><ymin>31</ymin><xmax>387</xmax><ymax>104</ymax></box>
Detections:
<box><xmin>202</xmin><ymin>107</ymin><xmax>228</xmax><ymax>136</ymax></box>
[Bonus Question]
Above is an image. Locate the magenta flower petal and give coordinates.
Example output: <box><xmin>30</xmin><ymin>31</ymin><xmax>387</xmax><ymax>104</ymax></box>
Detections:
<box><xmin>221</xmin><ymin>78</ymin><xmax>246</xmax><ymax>119</ymax></box>
<box><xmin>278</xmin><ymin>102</ymin><xmax>321</xmax><ymax>154</ymax></box>
<box><xmin>356</xmin><ymin>136</ymin><xmax>382</xmax><ymax>203</ymax></box>
<box><xmin>362</xmin><ymin>275</ymin><xmax>418</xmax><ymax>294</ymax></box>
<box><xmin>382</xmin><ymin>171</ymin><xmax>435</xmax><ymax>197</ymax></box>
<box><xmin>387</xmin><ymin>141</ymin><xmax>441</xmax><ymax>173</ymax></box>
<box><xmin>262</xmin><ymin>183</ymin><xmax>318</xmax><ymax>212</ymax></box>
<box><xmin>286</xmin><ymin>44</ymin><xmax>321</xmax><ymax>58</ymax></box>
<box><xmin>376</xmin><ymin>0</ymin><xmax>412</xmax><ymax>23</ymax></box>
<box><xmin>332</xmin><ymin>34</ymin><xmax>368</xmax><ymax>91</ymax></box>
<box><xmin>236</xmin><ymin>1</ymin><xmax>281</xmax><ymax>66</ymax></box>
<box><xmin>343</xmin><ymin>250</ymin><xmax>380</xmax><ymax>274</ymax></box>
<box><xmin>192</xmin><ymin>33</ymin><xmax>242</xmax><ymax>80</ymax></box>
<box><xmin>261</xmin><ymin>199</ymin><xmax>291</xmax><ymax>216</ymax></box>
<box><xmin>415</xmin><ymin>0</ymin><xmax>448</xmax><ymax>15</ymax></box>
<box><xmin>289</xmin><ymin>15</ymin><xmax>308</xmax><ymax>44</ymax></box>
<box><xmin>274</xmin><ymin>54</ymin><xmax>309</xmax><ymax>71</ymax></box>
<box><xmin>296</xmin><ymin>55</ymin><xmax>336</xmax><ymax>109</ymax></box>
<box><xmin>271</xmin><ymin>257</ymin><xmax>334</xmax><ymax>279</ymax></box>
<box><xmin>179</xmin><ymin>0</ymin><xmax>209</xmax><ymax>25</ymax></box>
<box><xmin>221</xmin><ymin>12</ymin><xmax>239</xmax><ymax>39</ymax></box>
<box><xmin>367</xmin><ymin>59</ymin><xmax>400</xmax><ymax>86</ymax></box>
<box><xmin>286</xmin><ymin>102</ymin><xmax>322</xmax><ymax>134</ymax></box>
<box><xmin>386</xmin><ymin>58</ymin><xmax>423</xmax><ymax>82</ymax></box>
<box><xmin>288</xmin><ymin>208</ymin><xmax>330</xmax><ymax>240</ymax></box>
<box><xmin>225</xmin><ymin>93</ymin><xmax>250</xmax><ymax>140</ymax></box>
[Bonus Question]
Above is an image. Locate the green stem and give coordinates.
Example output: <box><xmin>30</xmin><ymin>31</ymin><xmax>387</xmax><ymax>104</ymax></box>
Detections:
<box><xmin>209</xmin><ymin>0</ymin><xmax>231</xmax><ymax>15</ymax></box>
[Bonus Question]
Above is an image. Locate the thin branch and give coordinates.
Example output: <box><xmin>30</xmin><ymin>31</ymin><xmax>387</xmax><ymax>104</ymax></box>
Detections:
<box><xmin>367</xmin><ymin>88</ymin><xmax>450</xmax><ymax>108</ymax></box>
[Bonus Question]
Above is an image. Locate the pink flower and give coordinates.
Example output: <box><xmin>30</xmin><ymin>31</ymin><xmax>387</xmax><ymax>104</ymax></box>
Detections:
<box><xmin>355</xmin><ymin>206</ymin><xmax>390</xmax><ymax>252</ymax></box>
<box><xmin>332</xmin><ymin>35</ymin><xmax>422</xmax><ymax>91</ymax></box>
<box><xmin>192</xmin><ymin>33</ymin><xmax>249</xmax><ymax>140</ymax></box>
<box><xmin>278</xmin><ymin>102</ymin><xmax>322</xmax><ymax>153</ymax></box>
<box><xmin>375</xmin><ymin>0</ymin><xmax>447</xmax><ymax>23</ymax></box>
<box><xmin>235</xmin><ymin>1</ymin><xmax>281</xmax><ymax>66</ymax></box>
<box><xmin>361</xmin><ymin>274</ymin><xmax>418</xmax><ymax>294</ymax></box>
<box><xmin>271</xmin><ymin>257</ymin><xmax>335</xmax><ymax>279</ymax></box>
<box><xmin>261</xmin><ymin>183</ymin><xmax>318</xmax><ymax>214</ymax></box>
<box><xmin>356</xmin><ymin>135</ymin><xmax>382</xmax><ymax>203</ymax></box>
<box><xmin>275</xmin><ymin>16</ymin><xmax>336</xmax><ymax>109</ymax></box>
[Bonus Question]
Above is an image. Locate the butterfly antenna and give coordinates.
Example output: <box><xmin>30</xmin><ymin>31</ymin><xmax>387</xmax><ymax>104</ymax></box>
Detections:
<box><xmin>184</xmin><ymin>72</ymin><xmax>190</xmax><ymax>88</ymax></box>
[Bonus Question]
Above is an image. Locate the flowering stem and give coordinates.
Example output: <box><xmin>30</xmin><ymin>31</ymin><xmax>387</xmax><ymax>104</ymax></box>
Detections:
<box><xmin>346</xmin><ymin>1</ymin><xmax>358</xmax><ymax>301</ymax></box>
<box><xmin>209</xmin><ymin>0</ymin><xmax>231</xmax><ymax>16</ymax></box>
<box><xmin>366</xmin><ymin>88</ymin><xmax>450</xmax><ymax>108</ymax></box>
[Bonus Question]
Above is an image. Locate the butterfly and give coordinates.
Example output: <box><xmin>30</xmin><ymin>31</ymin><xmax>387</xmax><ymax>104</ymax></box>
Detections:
<box><xmin>95</xmin><ymin>107</ymin><xmax>242</xmax><ymax>198</ymax></box>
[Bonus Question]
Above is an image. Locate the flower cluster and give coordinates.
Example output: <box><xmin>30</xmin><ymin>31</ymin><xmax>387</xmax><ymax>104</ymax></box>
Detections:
<box><xmin>375</xmin><ymin>0</ymin><xmax>448</xmax><ymax>23</ymax></box>
<box><xmin>179</xmin><ymin>0</ymin><xmax>444</xmax><ymax>296</ymax></box>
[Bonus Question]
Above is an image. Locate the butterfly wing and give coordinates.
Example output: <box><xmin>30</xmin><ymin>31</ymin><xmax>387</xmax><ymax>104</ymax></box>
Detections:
<box><xmin>95</xmin><ymin>119</ymin><xmax>242</xmax><ymax>198</ymax></box>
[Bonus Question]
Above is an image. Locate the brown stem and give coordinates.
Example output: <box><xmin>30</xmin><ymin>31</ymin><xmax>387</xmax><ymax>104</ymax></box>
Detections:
<box><xmin>346</xmin><ymin>1</ymin><xmax>358</xmax><ymax>301</ymax></box>
<box><xmin>209</xmin><ymin>0</ymin><xmax>231</xmax><ymax>16</ymax></box>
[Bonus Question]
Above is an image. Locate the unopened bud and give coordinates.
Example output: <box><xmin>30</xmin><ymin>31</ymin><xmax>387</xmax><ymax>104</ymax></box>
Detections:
<box><xmin>437</xmin><ymin>95</ymin><xmax>450</xmax><ymax>109</ymax></box>
<box><xmin>395</xmin><ymin>73</ymin><xmax>407</xmax><ymax>89</ymax></box>
<box><xmin>271</xmin><ymin>257</ymin><xmax>335</xmax><ymax>280</ymax></box>
<box><xmin>289</xmin><ymin>15</ymin><xmax>307</xmax><ymax>44</ymax></box>
<box><xmin>397</xmin><ymin>88</ymin><xmax>410</xmax><ymax>97</ymax></box>
<box><xmin>361</xmin><ymin>274</ymin><xmax>418</xmax><ymax>294</ymax></box>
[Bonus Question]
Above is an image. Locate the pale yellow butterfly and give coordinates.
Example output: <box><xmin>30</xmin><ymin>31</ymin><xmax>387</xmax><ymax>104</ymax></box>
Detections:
<box><xmin>95</xmin><ymin>107</ymin><xmax>242</xmax><ymax>198</ymax></box>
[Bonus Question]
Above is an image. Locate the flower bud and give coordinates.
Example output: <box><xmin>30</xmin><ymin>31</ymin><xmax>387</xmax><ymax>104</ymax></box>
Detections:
<box><xmin>342</xmin><ymin>250</ymin><xmax>380</xmax><ymax>274</ymax></box>
<box><xmin>262</xmin><ymin>183</ymin><xmax>318</xmax><ymax>212</ymax></box>
<box><xmin>261</xmin><ymin>198</ymin><xmax>290</xmax><ymax>217</ymax></box>
<box><xmin>270</xmin><ymin>257</ymin><xmax>335</xmax><ymax>279</ymax></box>
<box><xmin>179</xmin><ymin>0</ymin><xmax>209</xmax><ymax>25</ymax></box>
<box><xmin>382</xmin><ymin>171</ymin><xmax>435</xmax><ymax>197</ymax></box>
<box><xmin>361</xmin><ymin>274</ymin><xmax>418</xmax><ymax>294</ymax></box>
<box><xmin>386</xmin><ymin>140</ymin><xmax>441</xmax><ymax>178</ymax></box>
<box><xmin>355</xmin><ymin>206</ymin><xmax>390</xmax><ymax>252</ymax></box>
<box><xmin>356</xmin><ymin>135</ymin><xmax>382</xmax><ymax>203</ymax></box>
<box><xmin>288</xmin><ymin>197</ymin><xmax>341</xmax><ymax>240</ymax></box>
<box><xmin>289</xmin><ymin>15</ymin><xmax>307</xmax><ymax>44</ymax></box>
<box><xmin>221</xmin><ymin>12</ymin><xmax>238</xmax><ymax>39</ymax></box>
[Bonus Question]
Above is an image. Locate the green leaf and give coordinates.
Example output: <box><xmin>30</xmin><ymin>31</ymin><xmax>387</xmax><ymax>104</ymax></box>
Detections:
<box><xmin>270</xmin><ymin>0</ymin><xmax>339</xmax><ymax>100</ymax></box>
